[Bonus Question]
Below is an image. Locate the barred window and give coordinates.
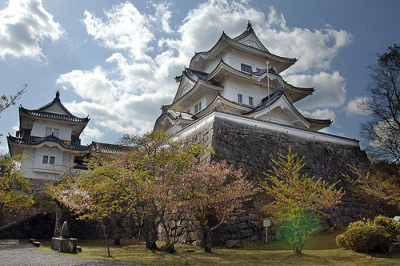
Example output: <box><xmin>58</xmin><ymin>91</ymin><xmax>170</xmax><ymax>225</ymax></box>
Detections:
<box><xmin>238</xmin><ymin>94</ymin><xmax>243</xmax><ymax>103</ymax></box>
<box><xmin>194</xmin><ymin>102</ymin><xmax>202</xmax><ymax>113</ymax></box>
<box><xmin>241</xmin><ymin>63</ymin><xmax>252</xmax><ymax>73</ymax></box>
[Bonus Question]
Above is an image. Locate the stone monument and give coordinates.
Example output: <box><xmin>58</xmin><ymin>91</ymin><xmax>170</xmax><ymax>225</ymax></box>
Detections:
<box><xmin>51</xmin><ymin>221</ymin><xmax>78</xmax><ymax>253</ymax></box>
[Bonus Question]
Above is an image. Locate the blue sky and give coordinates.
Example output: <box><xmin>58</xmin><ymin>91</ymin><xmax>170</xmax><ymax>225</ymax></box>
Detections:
<box><xmin>1</xmin><ymin>0</ymin><xmax>399</xmax><ymax>154</ymax></box>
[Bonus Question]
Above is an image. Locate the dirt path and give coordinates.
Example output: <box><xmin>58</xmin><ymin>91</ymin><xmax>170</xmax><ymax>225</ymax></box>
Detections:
<box><xmin>0</xmin><ymin>240</ymin><xmax>140</xmax><ymax>266</ymax></box>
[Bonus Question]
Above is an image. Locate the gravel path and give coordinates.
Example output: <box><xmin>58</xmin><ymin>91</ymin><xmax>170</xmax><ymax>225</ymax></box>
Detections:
<box><xmin>0</xmin><ymin>240</ymin><xmax>142</xmax><ymax>266</ymax></box>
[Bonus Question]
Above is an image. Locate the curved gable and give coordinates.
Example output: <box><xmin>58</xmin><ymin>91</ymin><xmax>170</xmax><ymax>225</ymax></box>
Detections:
<box><xmin>249</xmin><ymin>91</ymin><xmax>312</xmax><ymax>129</ymax></box>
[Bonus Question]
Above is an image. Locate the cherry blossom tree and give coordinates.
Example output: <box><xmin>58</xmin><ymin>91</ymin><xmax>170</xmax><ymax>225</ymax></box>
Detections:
<box><xmin>49</xmin><ymin>131</ymin><xmax>204</xmax><ymax>254</ymax></box>
<box><xmin>181</xmin><ymin>160</ymin><xmax>259</xmax><ymax>253</ymax></box>
<box><xmin>47</xmin><ymin>153</ymin><xmax>144</xmax><ymax>256</ymax></box>
<box><xmin>120</xmin><ymin>131</ymin><xmax>204</xmax><ymax>253</ymax></box>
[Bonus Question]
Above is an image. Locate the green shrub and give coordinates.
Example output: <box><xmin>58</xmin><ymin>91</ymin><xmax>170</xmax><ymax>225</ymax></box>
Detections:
<box><xmin>347</xmin><ymin>220</ymin><xmax>368</xmax><ymax>229</ymax></box>
<box><xmin>373</xmin><ymin>215</ymin><xmax>398</xmax><ymax>241</ymax></box>
<box><xmin>337</xmin><ymin>225</ymin><xmax>389</xmax><ymax>253</ymax></box>
<box><xmin>336</xmin><ymin>234</ymin><xmax>346</xmax><ymax>248</ymax></box>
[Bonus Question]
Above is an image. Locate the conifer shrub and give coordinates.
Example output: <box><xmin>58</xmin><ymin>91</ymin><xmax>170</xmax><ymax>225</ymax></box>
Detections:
<box><xmin>336</xmin><ymin>216</ymin><xmax>399</xmax><ymax>253</ymax></box>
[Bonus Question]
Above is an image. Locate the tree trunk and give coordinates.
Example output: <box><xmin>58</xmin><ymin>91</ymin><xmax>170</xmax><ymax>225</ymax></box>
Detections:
<box><xmin>112</xmin><ymin>218</ymin><xmax>122</xmax><ymax>245</ymax></box>
<box><xmin>53</xmin><ymin>201</ymin><xmax>68</xmax><ymax>237</ymax></box>
<box><xmin>100</xmin><ymin>221</ymin><xmax>112</xmax><ymax>257</ymax></box>
<box><xmin>204</xmin><ymin>227</ymin><xmax>212</xmax><ymax>253</ymax></box>
<box><xmin>160</xmin><ymin>220</ymin><xmax>175</xmax><ymax>253</ymax></box>
<box><xmin>145</xmin><ymin>218</ymin><xmax>158</xmax><ymax>250</ymax></box>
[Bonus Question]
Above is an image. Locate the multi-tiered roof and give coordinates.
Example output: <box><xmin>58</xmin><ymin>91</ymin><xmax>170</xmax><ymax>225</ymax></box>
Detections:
<box><xmin>8</xmin><ymin>91</ymin><xmax>90</xmax><ymax>155</ymax></box>
<box><xmin>155</xmin><ymin>23</ymin><xmax>331</xmax><ymax>133</ymax></box>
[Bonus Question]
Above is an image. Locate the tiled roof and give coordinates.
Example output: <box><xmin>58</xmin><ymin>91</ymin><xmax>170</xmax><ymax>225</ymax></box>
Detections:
<box><xmin>204</xmin><ymin>60</ymin><xmax>313</xmax><ymax>94</ymax></box>
<box><xmin>187</xmin><ymin>68</ymin><xmax>209</xmax><ymax>80</ymax></box>
<box><xmin>245</xmin><ymin>89</ymin><xmax>332</xmax><ymax>126</ymax></box>
<box><xmin>166</xmin><ymin>110</ymin><xmax>194</xmax><ymax>121</ymax></box>
<box><xmin>20</xmin><ymin>107</ymin><xmax>89</xmax><ymax>123</ymax></box>
<box><xmin>7</xmin><ymin>135</ymin><xmax>90</xmax><ymax>151</ymax></box>
<box><xmin>90</xmin><ymin>142</ymin><xmax>131</xmax><ymax>154</ymax></box>
<box><xmin>232</xmin><ymin>21</ymin><xmax>269</xmax><ymax>52</ymax></box>
<box><xmin>305</xmin><ymin>117</ymin><xmax>332</xmax><ymax>125</ymax></box>
<box><xmin>247</xmin><ymin>89</ymin><xmax>285</xmax><ymax>114</ymax></box>
<box><xmin>20</xmin><ymin>91</ymin><xmax>89</xmax><ymax>123</ymax></box>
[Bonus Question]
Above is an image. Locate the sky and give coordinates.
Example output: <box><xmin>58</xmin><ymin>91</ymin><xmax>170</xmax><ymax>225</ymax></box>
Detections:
<box><xmin>1</xmin><ymin>0</ymin><xmax>399</xmax><ymax>154</ymax></box>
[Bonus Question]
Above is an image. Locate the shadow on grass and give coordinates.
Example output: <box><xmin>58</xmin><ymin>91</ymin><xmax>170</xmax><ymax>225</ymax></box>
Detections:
<box><xmin>37</xmin><ymin>234</ymin><xmax>400</xmax><ymax>266</ymax></box>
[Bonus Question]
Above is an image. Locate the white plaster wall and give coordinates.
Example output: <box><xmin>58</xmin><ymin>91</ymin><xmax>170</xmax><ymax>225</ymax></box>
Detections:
<box><xmin>33</xmin><ymin>146</ymin><xmax>64</xmax><ymax>173</ymax></box>
<box><xmin>19</xmin><ymin>146</ymin><xmax>63</xmax><ymax>180</ymax></box>
<box><xmin>21</xmin><ymin>148</ymin><xmax>35</xmax><ymax>179</ymax></box>
<box><xmin>199</xmin><ymin>49</ymin><xmax>280</xmax><ymax>107</ymax></box>
<box><xmin>31</xmin><ymin>120</ymin><xmax>72</xmax><ymax>140</ymax></box>
<box><xmin>203</xmin><ymin>58</ymin><xmax>221</xmax><ymax>73</ymax></box>
<box><xmin>202</xmin><ymin>48</ymin><xmax>276</xmax><ymax>74</ymax></box>
<box><xmin>205</xmin><ymin>94</ymin><xmax>217</xmax><ymax>106</ymax></box>
<box><xmin>220</xmin><ymin>79</ymin><xmax>273</xmax><ymax>106</ymax></box>
<box><xmin>188</xmin><ymin>96</ymin><xmax>207</xmax><ymax>114</ymax></box>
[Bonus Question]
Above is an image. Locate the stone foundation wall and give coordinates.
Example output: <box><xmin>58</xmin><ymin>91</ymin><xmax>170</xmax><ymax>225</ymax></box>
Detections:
<box><xmin>172</xmin><ymin>115</ymin><xmax>383</xmax><ymax>245</ymax></box>
<box><xmin>211</xmin><ymin>117</ymin><xmax>371</xmax><ymax>225</ymax></box>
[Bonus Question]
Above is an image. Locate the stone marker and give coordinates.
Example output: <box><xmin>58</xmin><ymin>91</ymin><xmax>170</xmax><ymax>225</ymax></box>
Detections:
<box><xmin>51</xmin><ymin>221</ymin><xmax>78</xmax><ymax>253</ymax></box>
<box><xmin>61</xmin><ymin>221</ymin><xmax>70</xmax><ymax>238</ymax></box>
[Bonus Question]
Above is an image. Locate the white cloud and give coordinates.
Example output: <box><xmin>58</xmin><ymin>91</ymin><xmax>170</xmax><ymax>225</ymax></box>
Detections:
<box><xmin>83</xmin><ymin>2</ymin><xmax>154</xmax><ymax>61</ymax></box>
<box><xmin>345</xmin><ymin>96</ymin><xmax>370</xmax><ymax>116</ymax></box>
<box><xmin>290</xmin><ymin>71</ymin><xmax>347</xmax><ymax>109</ymax></box>
<box><xmin>0</xmin><ymin>0</ymin><xmax>63</xmax><ymax>59</ymax></box>
<box><xmin>80</xmin><ymin>127</ymin><xmax>103</xmax><ymax>144</ymax></box>
<box><xmin>57</xmin><ymin>67</ymin><xmax>117</xmax><ymax>103</ymax></box>
<box><xmin>256</xmin><ymin>9</ymin><xmax>352</xmax><ymax>74</ymax></box>
<box><xmin>368</xmin><ymin>119</ymin><xmax>400</xmax><ymax>160</ymax></box>
<box><xmin>0</xmin><ymin>143</ymin><xmax>8</xmax><ymax>154</ymax></box>
<box><xmin>150</xmin><ymin>1</ymin><xmax>173</xmax><ymax>33</ymax></box>
<box><xmin>58</xmin><ymin>0</ymin><xmax>352</xmax><ymax>142</ymax></box>
<box><xmin>160</xmin><ymin>0</ymin><xmax>265</xmax><ymax>58</ymax></box>
<box><xmin>300</xmin><ymin>108</ymin><xmax>336</xmax><ymax>122</ymax></box>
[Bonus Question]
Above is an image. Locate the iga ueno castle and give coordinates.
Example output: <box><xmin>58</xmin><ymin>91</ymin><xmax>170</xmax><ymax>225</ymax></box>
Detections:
<box><xmin>8</xmin><ymin>23</ymin><xmax>365</xmax><ymax>183</ymax></box>
<box><xmin>154</xmin><ymin>23</ymin><xmax>358</xmax><ymax>147</ymax></box>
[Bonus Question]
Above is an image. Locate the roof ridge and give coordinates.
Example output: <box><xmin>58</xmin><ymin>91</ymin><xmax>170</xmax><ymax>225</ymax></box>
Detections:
<box><xmin>21</xmin><ymin>91</ymin><xmax>89</xmax><ymax>122</ymax></box>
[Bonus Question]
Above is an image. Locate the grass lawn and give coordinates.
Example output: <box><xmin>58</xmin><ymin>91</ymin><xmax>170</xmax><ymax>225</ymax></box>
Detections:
<box><xmin>39</xmin><ymin>228</ymin><xmax>400</xmax><ymax>265</ymax></box>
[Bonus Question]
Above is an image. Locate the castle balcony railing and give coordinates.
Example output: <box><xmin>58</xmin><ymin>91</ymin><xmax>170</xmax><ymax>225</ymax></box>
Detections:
<box><xmin>7</xmin><ymin>134</ymin><xmax>90</xmax><ymax>151</ymax></box>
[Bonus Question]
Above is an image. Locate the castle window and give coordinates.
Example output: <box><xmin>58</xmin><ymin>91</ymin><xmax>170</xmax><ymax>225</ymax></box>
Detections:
<box><xmin>238</xmin><ymin>94</ymin><xmax>243</xmax><ymax>103</ymax></box>
<box><xmin>49</xmin><ymin>156</ymin><xmax>55</xmax><ymax>164</ymax></box>
<box><xmin>45</xmin><ymin>127</ymin><xmax>52</xmax><ymax>136</ymax></box>
<box><xmin>241</xmin><ymin>63</ymin><xmax>252</xmax><ymax>73</ymax></box>
<box><xmin>249</xmin><ymin>96</ymin><xmax>253</xmax><ymax>106</ymax></box>
<box><xmin>42</xmin><ymin>156</ymin><xmax>49</xmax><ymax>164</ymax></box>
<box><xmin>194</xmin><ymin>102</ymin><xmax>202</xmax><ymax>113</ymax></box>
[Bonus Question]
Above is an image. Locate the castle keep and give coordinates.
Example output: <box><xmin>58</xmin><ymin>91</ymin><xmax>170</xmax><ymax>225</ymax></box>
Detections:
<box><xmin>154</xmin><ymin>23</ymin><xmax>371</xmax><ymax>242</ymax></box>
